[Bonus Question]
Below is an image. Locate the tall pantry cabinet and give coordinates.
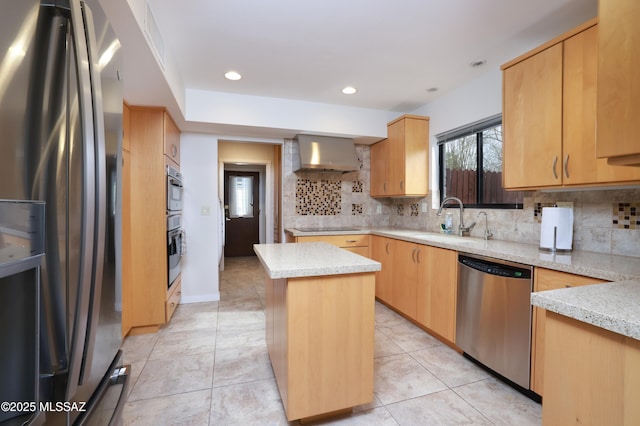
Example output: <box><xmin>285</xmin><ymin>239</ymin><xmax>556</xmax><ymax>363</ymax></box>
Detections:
<box><xmin>124</xmin><ymin>106</ymin><xmax>181</xmax><ymax>335</ymax></box>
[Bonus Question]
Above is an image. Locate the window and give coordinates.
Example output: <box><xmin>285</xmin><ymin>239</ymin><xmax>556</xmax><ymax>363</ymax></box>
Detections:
<box><xmin>438</xmin><ymin>114</ymin><xmax>523</xmax><ymax>209</ymax></box>
<box><xmin>228</xmin><ymin>175</ymin><xmax>254</xmax><ymax>218</ymax></box>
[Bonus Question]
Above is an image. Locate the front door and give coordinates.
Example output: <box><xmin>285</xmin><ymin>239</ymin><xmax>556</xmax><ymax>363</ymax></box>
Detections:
<box><xmin>224</xmin><ymin>171</ymin><xmax>260</xmax><ymax>257</ymax></box>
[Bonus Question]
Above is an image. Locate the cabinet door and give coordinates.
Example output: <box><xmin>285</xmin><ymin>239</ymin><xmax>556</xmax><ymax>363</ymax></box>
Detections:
<box><xmin>370</xmin><ymin>139</ymin><xmax>389</xmax><ymax>197</ymax></box>
<box><xmin>402</xmin><ymin>117</ymin><xmax>429</xmax><ymax>196</ymax></box>
<box><xmin>164</xmin><ymin>111</ymin><xmax>180</xmax><ymax>165</ymax></box>
<box><xmin>416</xmin><ymin>246</ymin><xmax>457</xmax><ymax>342</ymax></box>
<box><xmin>121</xmin><ymin>148</ymin><xmax>132</xmax><ymax>337</ymax></box>
<box><xmin>386</xmin><ymin>116</ymin><xmax>429</xmax><ymax>197</ymax></box>
<box><xmin>596</xmin><ymin>0</ymin><xmax>640</xmax><ymax>164</ymax></box>
<box><xmin>503</xmin><ymin>43</ymin><xmax>563</xmax><ymax>189</ymax></box>
<box><xmin>387</xmin><ymin>119</ymin><xmax>406</xmax><ymax>195</ymax></box>
<box><xmin>530</xmin><ymin>268</ymin><xmax>606</xmax><ymax>396</ymax></box>
<box><xmin>391</xmin><ymin>240</ymin><xmax>417</xmax><ymax>318</ymax></box>
<box><xmin>371</xmin><ymin>236</ymin><xmax>393</xmax><ymax>304</ymax></box>
<box><xmin>563</xmin><ymin>25</ymin><xmax>640</xmax><ymax>185</ymax></box>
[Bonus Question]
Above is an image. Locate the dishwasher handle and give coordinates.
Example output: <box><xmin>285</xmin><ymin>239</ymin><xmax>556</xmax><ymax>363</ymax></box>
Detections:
<box><xmin>459</xmin><ymin>255</ymin><xmax>531</xmax><ymax>279</ymax></box>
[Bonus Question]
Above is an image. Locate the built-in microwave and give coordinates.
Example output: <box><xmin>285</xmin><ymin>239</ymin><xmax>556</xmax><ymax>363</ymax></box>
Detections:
<box><xmin>167</xmin><ymin>165</ymin><xmax>183</xmax><ymax>212</ymax></box>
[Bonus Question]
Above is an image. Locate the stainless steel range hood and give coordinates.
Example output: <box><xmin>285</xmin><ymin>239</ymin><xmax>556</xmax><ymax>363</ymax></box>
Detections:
<box><xmin>294</xmin><ymin>134</ymin><xmax>359</xmax><ymax>173</ymax></box>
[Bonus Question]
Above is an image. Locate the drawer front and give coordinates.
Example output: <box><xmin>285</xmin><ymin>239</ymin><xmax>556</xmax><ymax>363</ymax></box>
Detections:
<box><xmin>535</xmin><ymin>268</ymin><xmax>606</xmax><ymax>291</ymax></box>
<box><xmin>297</xmin><ymin>234</ymin><xmax>369</xmax><ymax>248</ymax></box>
<box><xmin>165</xmin><ymin>278</ymin><xmax>182</xmax><ymax>322</ymax></box>
<box><xmin>344</xmin><ymin>246</ymin><xmax>370</xmax><ymax>258</ymax></box>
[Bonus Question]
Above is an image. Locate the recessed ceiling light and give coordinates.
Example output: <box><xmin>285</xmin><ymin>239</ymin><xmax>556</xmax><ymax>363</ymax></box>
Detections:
<box><xmin>426</xmin><ymin>87</ymin><xmax>438</xmax><ymax>93</ymax></box>
<box><xmin>470</xmin><ymin>60</ymin><xmax>487</xmax><ymax>68</ymax></box>
<box><xmin>342</xmin><ymin>86</ymin><xmax>357</xmax><ymax>95</ymax></box>
<box><xmin>225</xmin><ymin>70</ymin><xmax>242</xmax><ymax>81</ymax></box>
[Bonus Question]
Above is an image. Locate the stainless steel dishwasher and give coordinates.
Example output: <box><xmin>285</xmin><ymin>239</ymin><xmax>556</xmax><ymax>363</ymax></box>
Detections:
<box><xmin>456</xmin><ymin>253</ymin><xmax>533</xmax><ymax>389</ymax></box>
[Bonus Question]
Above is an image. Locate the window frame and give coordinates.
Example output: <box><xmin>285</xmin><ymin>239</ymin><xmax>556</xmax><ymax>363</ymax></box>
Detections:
<box><xmin>437</xmin><ymin>114</ymin><xmax>523</xmax><ymax>210</ymax></box>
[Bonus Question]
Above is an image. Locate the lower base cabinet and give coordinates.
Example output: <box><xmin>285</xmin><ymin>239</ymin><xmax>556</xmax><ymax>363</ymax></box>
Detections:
<box><xmin>265</xmin><ymin>273</ymin><xmax>375</xmax><ymax>421</ymax></box>
<box><xmin>542</xmin><ymin>312</ymin><xmax>640</xmax><ymax>425</ymax></box>
<box><xmin>530</xmin><ymin>268</ymin><xmax>605</xmax><ymax>396</ymax></box>
<box><xmin>416</xmin><ymin>246</ymin><xmax>457</xmax><ymax>342</ymax></box>
<box><xmin>371</xmin><ymin>236</ymin><xmax>458</xmax><ymax>344</ymax></box>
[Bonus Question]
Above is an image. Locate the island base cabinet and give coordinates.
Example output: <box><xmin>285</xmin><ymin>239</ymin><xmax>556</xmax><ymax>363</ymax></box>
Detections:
<box><xmin>265</xmin><ymin>273</ymin><xmax>375</xmax><ymax>422</ymax></box>
<box><xmin>542</xmin><ymin>312</ymin><xmax>640</xmax><ymax>425</ymax></box>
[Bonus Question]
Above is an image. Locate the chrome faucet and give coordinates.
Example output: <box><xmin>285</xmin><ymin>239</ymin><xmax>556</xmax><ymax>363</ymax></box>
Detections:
<box><xmin>437</xmin><ymin>196</ymin><xmax>475</xmax><ymax>237</ymax></box>
<box><xmin>477</xmin><ymin>211</ymin><xmax>493</xmax><ymax>240</ymax></box>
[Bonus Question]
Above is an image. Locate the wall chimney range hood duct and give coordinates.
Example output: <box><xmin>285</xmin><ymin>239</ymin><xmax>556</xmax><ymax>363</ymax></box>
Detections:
<box><xmin>294</xmin><ymin>134</ymin><xmax>359</xmax><ymax>173</ymax></box>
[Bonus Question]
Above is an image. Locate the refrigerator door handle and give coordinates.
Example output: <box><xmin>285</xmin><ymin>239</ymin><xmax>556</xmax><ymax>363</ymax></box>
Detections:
<box><xmin>77</xmin><ymin>0</ymin><xmax>108</xmax><ymax>387</ymax></box>
<box><xmin>73</xmin><ymin>352</ymin><xmax>130</xmax><ymax>426</ymax></box>
<box><xmin>65</xmin><ymin>0</ymin><xmax>97</xmax><ymax>399</ymax></box>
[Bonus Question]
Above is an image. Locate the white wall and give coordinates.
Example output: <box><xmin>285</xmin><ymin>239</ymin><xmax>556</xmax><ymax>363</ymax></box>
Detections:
<box><xmin>180</xmin><ymin>133</ymin><xmax>221</xmax><ymax>302</ymax></box>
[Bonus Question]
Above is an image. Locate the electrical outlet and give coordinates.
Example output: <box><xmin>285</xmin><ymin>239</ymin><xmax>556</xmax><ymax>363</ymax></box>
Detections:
<box><xmin>421</xmin><ymin>203</ymin><xmax>428</xmax><ymax>213</ymax></box>
<box><xmin>376</xmin><ymin>205</ymin><xmax>382</xmax><ymax>214</ymax></box>
<box><xmin>200</xmin><ymin>205</ymin><xmax>211</xmax><ymax>216</ymax></box>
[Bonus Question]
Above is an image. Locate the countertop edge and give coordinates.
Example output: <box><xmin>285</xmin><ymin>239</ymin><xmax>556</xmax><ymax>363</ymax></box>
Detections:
<box><xmin>531</xmin><ymin>280</ymin><xmax>640</xmax><ymax>340</ymax></box>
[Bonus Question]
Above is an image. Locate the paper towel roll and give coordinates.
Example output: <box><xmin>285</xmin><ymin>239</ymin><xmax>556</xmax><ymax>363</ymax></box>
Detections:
<box><xmin>540</xmin><ymin>207</ymin><xmax>574</xmax><ymax>252</ymax></box>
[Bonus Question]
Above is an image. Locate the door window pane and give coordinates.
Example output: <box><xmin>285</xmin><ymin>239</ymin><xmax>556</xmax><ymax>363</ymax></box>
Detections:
<box><xmin>228</xmin><ymin>176</ymin><xmax>253</xmax><ymax>218</ymax></box>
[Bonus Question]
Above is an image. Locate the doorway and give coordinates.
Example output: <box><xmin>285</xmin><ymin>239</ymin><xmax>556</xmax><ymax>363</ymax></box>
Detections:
<box><xmin>223</xmin><ymin>170</ymin><xmax>260</xmax><ymax>257</ymax></box>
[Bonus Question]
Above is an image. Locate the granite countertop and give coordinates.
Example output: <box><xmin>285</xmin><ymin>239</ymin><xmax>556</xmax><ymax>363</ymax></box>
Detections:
<box><xmin>253</xmin><ymin>242</ymin><xmax>381</xmax><ymax>279</ymax></box>
<box><xmin>531</xmin><ymin>280</ymin><xmax>640</xmax><ymax>340</ymax></box>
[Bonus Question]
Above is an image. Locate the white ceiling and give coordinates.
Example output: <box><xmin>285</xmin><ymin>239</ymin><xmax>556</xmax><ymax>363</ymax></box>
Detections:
<box><xmin>111</xmin><ymin>0</ymin><xmax>597</xmax><ymax>135</ymax></box>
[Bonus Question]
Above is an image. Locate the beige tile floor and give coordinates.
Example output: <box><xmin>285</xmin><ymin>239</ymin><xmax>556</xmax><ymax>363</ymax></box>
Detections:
<box><xmin>121</xmin><ymin>256</ymin><xmax>542</xmax><ymax>425</ymax></box>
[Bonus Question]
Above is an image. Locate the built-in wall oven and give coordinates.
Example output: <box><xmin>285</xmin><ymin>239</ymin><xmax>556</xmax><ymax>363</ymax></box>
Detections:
<box><xmin>167</xmin><ymin>214</ymin><xmax>184</xmax><ymax>288</ymax></box>
<box><xmin>167</xmin><ymin>165</ymin><xmax>183</xmax><ymax>212</ymax></box>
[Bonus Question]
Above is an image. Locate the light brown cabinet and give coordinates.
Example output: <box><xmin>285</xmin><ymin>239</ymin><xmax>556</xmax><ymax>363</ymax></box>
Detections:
<box><xmin>542</xmin><ymin>312</ymin><xmax>640</xmax><ymax>425</ymax></box>
<box><xmin>371</xmin><ymin>236</ymin><xmax>393</xmax><ymax>305</ymax></box>
<box><xmin>502</xmin><ymin>19</ymin><xmax>640</xmax><ymax>189</ymax></box>
<box><xmin>121</xmin><ymin>103</ymin><xmax>132</xmax><ymax>337</ymax></box>
<box><xmin>416</xmin><ymin>246</ymin><xmax>457</xmax><ymax>342</ymax></box>
<box><xmin>126</xmin><ymin>106</ymin><xmax>181</xmax><ymax>334</ymax></box>
<box><xmin>265</xmin><ymin>273</ymin><xmax>375</xmax><ymax>421</ymax></box>
<box><xmin>530</xmin><ymin>268</ymin><xmax>606</xmax><ymax>396</ymax></box>
<box><xmin>596</xmin><ymin>0</ymin><xmax>640</xmax><ymax>166</ymax></box>
<box><xmin>163</xmin><ymin>112</ymin><xmax>180</xmax><ymax>165</ymax></box>
<box><xmin>370</xmin><ymin>139</ymin><xmax>389</xmax><ymax>197</ymax></box>
<box><xmin>371</xmin><ymin>236</ymin><xmax>458</xmax><ymax>344</ymax></box>
<box><xmin>293</xmin><ymin>234</ymin><xmax>370</xmax><ymax>258</ymax></box>
<box><xmin>371</xmin><ymin>115</ymin><xmax>429</xmax><ymax>198</ymax></box>
<box><xmin>391</xmin><ymin>240</ymin><xmax>418</xmax><ymax>318</ymax></box>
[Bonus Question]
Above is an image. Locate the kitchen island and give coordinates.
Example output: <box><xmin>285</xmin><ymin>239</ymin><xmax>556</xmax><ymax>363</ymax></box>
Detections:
<box><xmin>253</xmin><ymin>242</ymin><xmax>381</xmax><ymax>422</ymax></box>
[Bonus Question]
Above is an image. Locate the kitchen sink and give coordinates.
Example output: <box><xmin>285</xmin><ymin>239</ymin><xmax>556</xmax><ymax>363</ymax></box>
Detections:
<box><xmin>409</xmin><ymin>233</ymin><xmax>476</xmax><ymax>245</ymax></box>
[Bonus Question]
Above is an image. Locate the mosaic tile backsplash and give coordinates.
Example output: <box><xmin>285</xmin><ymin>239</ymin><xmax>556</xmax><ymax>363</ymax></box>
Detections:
<box><xmin>295</xmin><ymin>178</ymin><xmax>341</xmax><ymax>215</ymax></box>
<box><xmin>613</xmin><ymin>202</ymin><xmax>639</xmax><ymax>229</ymax></box>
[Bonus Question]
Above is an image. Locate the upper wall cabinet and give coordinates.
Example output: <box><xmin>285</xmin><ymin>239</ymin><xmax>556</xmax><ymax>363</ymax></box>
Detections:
<box><xmin>596</xmin><ymin>0</ymin><xmax>640</xmax><ymax>166</ymax></box>
<box><xmin>371</xmin><ymin>114</ymin><xmax>429</xmax><ymax>198</ymax></box>
<box><xmin>163</xmin><ymin>112</ymin><xmax>180</xmax><ymax>165</ymax></box>
<box><xmin>502</xmin><ymin>19</ymin><xmax>640</xmax><ymax>189</ymax></box>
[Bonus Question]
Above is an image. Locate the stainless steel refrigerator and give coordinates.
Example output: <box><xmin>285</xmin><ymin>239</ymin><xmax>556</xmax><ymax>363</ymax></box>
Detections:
<box><xmin>0</xmin><ymin>0</ymin><xmax>128</xmax><ymax>424</ymax></box>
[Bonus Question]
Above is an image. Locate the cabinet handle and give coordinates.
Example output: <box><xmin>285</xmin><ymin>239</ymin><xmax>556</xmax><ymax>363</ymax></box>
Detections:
<box><xmin>171</xmin><ymin>144</ymin><xmax>178</xmax><ymax>157</ymax></box>
<box><xmin>170</xmin><ymin>302</ymin><xmax>175</xmax><ymax>308</ymax></box>
<box><xmin>552</xmin><ymin>156</ymin><xmax>558</xmax><ymax>180</ymax></box>
<box><xmin>400</xmin><ymin>180</ymin><xmax>404</xmax><ymax>190</ymax></box>
<box><xmin>416</xmin><ymin>248</ymin><xmax>421</xmax><ymax>264</ymax></box>
<box><xmin>346</xmin><ymin>240</ymin><xmax>357</xmax><ymax>243</ymax></box>
<box><xmin>411</xmin><ymin>247</ymin><xmax>417</xmax><ymax>263</ymax></box>
<box><xmin>383</xmin><ymin>182</ymin><xmax>387</xmax><ymax>192</ymax></box>
<box><xmin>564</xmin><ymin>155</ymin><xmax>570</xmax><ymax>179</ymax></box>
<box><xmin>385</xmin><ymin>242</ymin><xmax>390</xmax><ymax>254</ymax></box>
